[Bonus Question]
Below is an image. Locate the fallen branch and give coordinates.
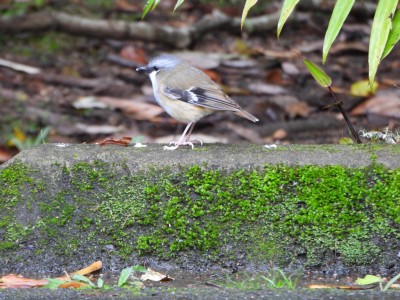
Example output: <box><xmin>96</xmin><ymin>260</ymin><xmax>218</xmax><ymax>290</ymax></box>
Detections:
<box><xmin>0</xmin><ymin>10</ymin><xmax>279</xmax><ymax>48</ymax></box>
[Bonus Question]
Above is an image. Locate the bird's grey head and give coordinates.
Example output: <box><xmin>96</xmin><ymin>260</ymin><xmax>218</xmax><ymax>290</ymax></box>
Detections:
<box><xmin>136</xmin><ymin>55</ymin><xmax>182</xmax><ymax>74</ymax></box>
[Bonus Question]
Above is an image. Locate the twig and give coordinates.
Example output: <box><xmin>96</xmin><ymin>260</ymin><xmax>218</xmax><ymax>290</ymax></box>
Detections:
<box><xmin>0</xmin><ymin>10</ymin><xmax>280</xmax><ymax>48</ymax></box>
<box><xmin>0</xmin><ymin>58</ymin><xmax>41</xmax><ymax>74</ymax></box>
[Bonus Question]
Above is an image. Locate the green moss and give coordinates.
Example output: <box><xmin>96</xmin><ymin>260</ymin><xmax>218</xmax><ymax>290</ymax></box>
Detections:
<box><xmin>0</xmin><ymin>159</ymin><xmax>399</xmax><ymax>268</ymax></box>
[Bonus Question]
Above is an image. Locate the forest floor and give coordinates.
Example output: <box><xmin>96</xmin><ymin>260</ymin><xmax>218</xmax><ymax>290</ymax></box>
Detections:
<box><xmin>0</xmin><ymin>0</ymin><xmax>399</xmax><ymax>163</ymax></box>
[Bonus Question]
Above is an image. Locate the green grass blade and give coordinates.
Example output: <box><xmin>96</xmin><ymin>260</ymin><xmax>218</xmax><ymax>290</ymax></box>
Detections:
<box><xmin>174</xmin><ymin>0</ymin><xmax>185</xmax><ymax>12</ymax></box>
<box><xmin>382</xmin><ymin>9</ymin><xmax>400</xmax><ymax>60</ymax></box>
<box><xmin>141</xmin><ymin>0</ymin><xmax>155</xmax><ymax>19</ymax></box>
<box><xmin>383</xmin><ymin>272</ymin><xmax>400</xmax><ymax>291</ymax></box>
<box><xmin>277</xmin><ymin>0</ymin><xmax>300</xmax><ymax>38</ymax></box>
<box><xmin>322</xmin><ymin>0</ymin><xmax>355</xmax><ymax>64</ymax></box>
<box><xmin>303</xmin><ymin>59</ymin><xmax>332</xmax><ymax>87</ymax></box>
<box><xmin>368</xmin><ymin>0</ymin><xmax>398</xmax><ymax>84</ymax></box>
<box><xmin>241</xmin><ymin>0</ymin><xmax>258</xmax><ymax>29</ymax></box>
<box><xmin>152</xmin><ymin>0</ymin><xmax>161</xmax><ymax>10</ymax></box>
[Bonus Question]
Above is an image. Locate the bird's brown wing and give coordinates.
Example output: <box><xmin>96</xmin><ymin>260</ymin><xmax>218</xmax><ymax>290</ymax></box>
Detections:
<box><xmin>161</xmin><ymin>66</ymin><xmax>258</xmax><ymax>122</ymax></box>
<box><xmin>162</xmin><ymin>84</ymin><xmax>242</xmax><ymax>112</ymax></box>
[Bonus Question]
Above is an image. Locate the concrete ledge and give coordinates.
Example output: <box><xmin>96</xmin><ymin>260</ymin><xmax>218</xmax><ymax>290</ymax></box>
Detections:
<box><xmin>1</xmin><ymin>144</ymin><xmax>399</xmax><ymax>276</ymax></box>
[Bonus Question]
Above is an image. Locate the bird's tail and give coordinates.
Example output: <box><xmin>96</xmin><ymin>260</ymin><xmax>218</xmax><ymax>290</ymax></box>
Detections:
<box><xmin>235</xmin><ymin>109</ymin><xmax>259</xmax><ymax>123</ymax></box>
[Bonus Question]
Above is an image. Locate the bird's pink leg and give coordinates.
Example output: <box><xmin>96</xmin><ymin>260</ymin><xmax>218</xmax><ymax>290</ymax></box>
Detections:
<box><xmin>163</xmin><ymin>122</ymin><xmax>196</xmax><ymax>150</ymax></box>
<box><xmin>184</xmin><ymin>123</ymin><xmax>203</xmax><ymax>145</ymax></box>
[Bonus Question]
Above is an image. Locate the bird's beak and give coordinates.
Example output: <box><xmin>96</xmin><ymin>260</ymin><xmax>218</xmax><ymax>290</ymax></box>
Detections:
<box><xmin>136</xmin><ymin>66</ymin><xmax>149</xmax><ymax>73</ymax></box>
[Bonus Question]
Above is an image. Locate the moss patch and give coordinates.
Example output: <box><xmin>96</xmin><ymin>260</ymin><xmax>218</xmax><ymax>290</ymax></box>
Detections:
<box><xmin>0</xmin><ymin>160</ymin><xmax>399</xmax><ymax>271</ymax></box>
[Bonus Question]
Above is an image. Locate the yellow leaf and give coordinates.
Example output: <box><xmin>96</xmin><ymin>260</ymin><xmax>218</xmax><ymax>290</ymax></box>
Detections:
<box><xmin>350</xmin><ymin>80</ymin><xmax>379</xmax><ymax>97</ymax></box>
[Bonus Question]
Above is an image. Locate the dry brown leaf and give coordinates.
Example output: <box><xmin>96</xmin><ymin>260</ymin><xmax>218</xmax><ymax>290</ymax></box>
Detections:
<box><xmin>140</xmin><ymin>268</ymin><xmax>174</xmax><ymax>282</ymax></box>
<box><xmin>256</xmin><ymin>48</ymin><xmax>297</xmax><ymax>59</ymax></box>
<box><xmin>98</xmin><ymin>136</ymin><xmax>132</xmax><ymax>146</ymax></box>
<box><xmin>0</xmin><ymin>274</ymin><xmax>48</xmax><ymax>289</ymax></box>
<box><xmin>57</xmin><ymin>261</ymin><xmax>103</xmax><ymax>281</ymax></box>
<box><xmin>272</xmin><ymin>128</ymin><xmax>287</xmax><ymax>140</ymax></box>
<box><xmin>285</xmin><ymin>102</ymin><xmax>311</xmax><ymax>118</ymax></box>
<box><xmin>0</xmin><ymin>148</ymin><xmax>14</xmax><ymax>162</ymax></box>
<box><xmin>115</xmin><ymin>0</ymin><xmax>138</xmax><ymax>12</ymax></box>
<box><xmin>330</xmin><ymin>41</ymin><xmax>368</xmax><ymax>55</ymax></box>
<box><xmin>351</xmin><ymin>95</ymin><xmax>400</xmax><ymax>119</ymax></box>
<box><xmin>120</xmin><ymin>46</ymin><xmax>147</xmax><ymax>64</ymax></box>
<box><xmin>308</xmin><ymin>283</ymin><xmax>374</xmax><ymax>290</ymax></box>
<box><xmin>58</xmin><ymin>281</ymin><xmax>88</xmax><ymax>289</ymax></box>
<box><xmin>225</xmin><ymin>122</ymin><xmax>263</xmax><ymax>143</ymax></box>
<box><xmin>248</xmin><ymin>82</ymin><xmax>285</xmax><ymax>95</ymax></box>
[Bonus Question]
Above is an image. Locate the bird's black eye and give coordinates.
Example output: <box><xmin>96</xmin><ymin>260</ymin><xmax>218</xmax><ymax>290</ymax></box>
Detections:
<box><xmin>153</xmin><ymin>66</ymin><xmax>159</xmax><ymax>71</ymax></box>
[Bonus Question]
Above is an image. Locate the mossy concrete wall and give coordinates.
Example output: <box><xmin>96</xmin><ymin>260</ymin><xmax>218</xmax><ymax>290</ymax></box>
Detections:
<box><xmin>0</xmin><ymin>144</ymin><xmax>399</xmax><ymax>276</ymax></box>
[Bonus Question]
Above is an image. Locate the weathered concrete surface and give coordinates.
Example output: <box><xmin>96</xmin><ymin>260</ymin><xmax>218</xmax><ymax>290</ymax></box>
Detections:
<box><xmin>3</xmin><ymin>143</ymin><xmax>400</xmax><ymax>170</ymax></box>
<box><xmin>0</xmin><ymin>143</ymin><xmax>399</xmax><ymax>278</ymax></box>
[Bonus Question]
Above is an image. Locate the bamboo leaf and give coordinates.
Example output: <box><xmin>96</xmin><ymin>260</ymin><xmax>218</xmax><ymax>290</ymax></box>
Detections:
<box><xmin>303</xmin><ymin>59</ymin><xmax>332</xmax><ymax>88</ymax></box>
<box><xmin>142</xmin><ymin>0</ymin><xmax>155</xmax><ymax>19</ymax></box>
<box><xmin>277</xmin><ymin>0</ymin><xmax>300</xmax><ymax>38</ymax></box>
<box><xmin>241</xmin><ymin>0</ymin><xmax>258</xmax><ymax>29</ymax></box>
<box><xmin>382</xmin><ymin>9</ymin><xmax>400</xmax><ymax>60</ymax></box>
<box><xmin>368</xmin><ymin>0</ymin><xmax>398</xmax><ymax>84</ymax></box>
<box><xmin>322</xmin><ymin>0</ymin><xmax>355</xmax><ymax>64</ymax></box>
<box><xmin>173</xmin><ymin>0</ymin><xmax>185</xmax><ymax>12</ymax></box>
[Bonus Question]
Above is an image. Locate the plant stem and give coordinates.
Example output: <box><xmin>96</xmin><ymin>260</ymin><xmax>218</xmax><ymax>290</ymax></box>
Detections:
<box><xmin>328</xmin><ymin>87</ymin><xmax>362</xmax><ymax>144</ymax></box>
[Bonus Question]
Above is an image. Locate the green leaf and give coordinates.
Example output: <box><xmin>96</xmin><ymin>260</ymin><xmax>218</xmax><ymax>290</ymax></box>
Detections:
<box><xmin>241</xmin><ymin>0</ymin><xmax>258</xmax><ymax>30</ymax></box>
<box><xmin>173</xmin><ymin>0</ymin><xmax>185</xmax><ymax>12</ymax></box>
<box><xmin>142</xmin><ymin>0</ymin><xmax>155</xmax><ymax>19</ymax></box>
<box><xmin>368</xmin><ymin>0</ymin><xmax>398</xmax><ymax>84</ymax></box>
<box><xmin>350</xmin><ymin>80</ymin><xmax>378</xmax><ymax>97</ymax></box>
<box><xmin>382</xmin><ymin>9</ymin><xmax>400</xmax><ymax>60</ymax></box>
<box><xmin>322</xmin><ymin>0</ymin><xmax>355</xmax><ymax>64</ymax></box>
<box><xmin>356</xmin><ymin>274</ymin><xmax>383</xmax><ymax>285</ymax></box>
<box><xmin>277</xmin><ymin>0</ymin><xmax>300</xmax><ymax>38</ymax></box>
<box><xmin>339</xmin><ymin>137</ymin><xmax>354</xmax><ymax>145</ymax></box>
<box><xmin>118</xmin><ymin>267</ymin><xmax>133</xmax><ymax>287</ymax></box>
<box><xmin>303</xmin><ymin>59</ymin><xmax>332</xmax><ymax>88</ymax></box>
<box><xmin>72</xmin><ymin>274</ymin><xmax>96</xmax><ymax>287</ymax></box>
<box><xmin>97</xmin><ymin>277</ymin><xmax>104</xmax><ymax>288</ymax></box>
<box><xmin>42</xmin><ymin>278</ymin><xmax>65</xmax><ymax>289</ymax></box>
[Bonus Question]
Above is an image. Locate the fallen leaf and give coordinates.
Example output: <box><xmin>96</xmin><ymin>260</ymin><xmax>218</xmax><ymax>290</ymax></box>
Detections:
<box><xmin>330</xmin><ymin>41</ymin><xmax>369</xmax><ymax>55</ymax></box>
<box><xmin>57</xmin><ymin>261</ymin><xmax>103</xmax><ymax>281</ymax></box>
<box><xmin>356</xmin><ymin>274</ymin><xmax>383</xmax><ymax>285</ymax></box>
<box><xmin>140</xmin><ymin>268</ymin><xmax>174</xmax><ymax>282</ymax></box>
<box><xmin>73</xmin><ymin>96</ymin><xmax>164</xmax><ymax>121</ymax></box>
<box><xmin>351</xmin><ymin>95</ymin><xmax>400</xmax><ymax>119</ymax></box>
<box><xmin>0</xmin><ymin>148</ymin><xmax>14</xmax><ymax>162</ymax></box>
<box><xmin>98</xmin><ymin>136</ymin><xmax>132</xmax><ymax>146</ymax></box>
<box><xmin>350</xmin><ymin>80</ymin><xmax>379</xmax><ymax>97</ymax></box>
<box><xmin>225</xmin><ymin>122</ymin><xmax>263</xmax><ymax>143</ymax></box>
<box><xmin>58</xmin><ymin>281</ymin><xmax>88</xmax><ymax>289</ymax></box>
<box><xmin>284</xmin><ymin>102</ymin><xmax>311</xmax><ymax>118</ymax></box>
<box><xmin>308</xmin><ymin>283</ymin><xmax>374</xmax><ymax>290</ymax></box>
<box><xmin>248</xmin><ymin>82</ymin><xmax>285</xmax><ymax>95</ymax></box>
<box><xmin>0</xmin><ymin>274</ymin><xmax>48</xmax><ymax>289</ymax></box>
<box><xmin>272</xmin><ymin>128</ymin><xmax>287</xmax><ymax>140</ymax></box>
<box><xmin>281</xmin><ymin>62</ymin><xmax>300</xmax><ymax>76</ymax></box>
<box><xmin>75</xmin><ymin>123</ymin><xmax>125</xmax><ymax>135</ymax></box>
<box><xmin>120</xmin><ymin>46</ymin><xmax>147</xmax><ymax>64</ymax></box>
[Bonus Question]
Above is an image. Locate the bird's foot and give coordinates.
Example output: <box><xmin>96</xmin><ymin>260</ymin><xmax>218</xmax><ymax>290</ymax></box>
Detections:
<box><xmin>163</xmin><ymin>141</ymin><xmax>194</xmax><ymax>150</ymax></box>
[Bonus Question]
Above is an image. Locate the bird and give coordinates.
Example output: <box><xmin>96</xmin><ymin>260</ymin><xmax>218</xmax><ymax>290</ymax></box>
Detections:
<box><xmin>136</xmin><ymin>54</ymin><xmax>259</xmax><ymax>150</ymax></box>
